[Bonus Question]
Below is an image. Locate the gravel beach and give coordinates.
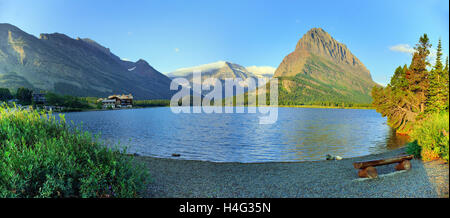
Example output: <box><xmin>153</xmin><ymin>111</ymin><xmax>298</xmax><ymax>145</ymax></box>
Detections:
<box><xmin>137</xmin><ymin>148</ymin><xmax>449</xmax><ymax>198</ymax></box>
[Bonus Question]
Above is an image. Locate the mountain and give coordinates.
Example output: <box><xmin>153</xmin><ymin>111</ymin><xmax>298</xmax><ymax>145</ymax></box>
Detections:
<box><xmin>0</xmin><ymin>23</ymin><xmax>174</xmax><ymax>99</ymax></box>
<box><xmin>167</xmin><ymin>61</ymin><xmax>268</xmax><ymax>97</ymax></box>
<box><xmin>167</xmin><ymin>61</ymin><xmax>258</xmax><ymax>82</ymax></box>
<box><xmin>245</xmin><ymin>66</ymin><xmax>275</xmax><ymax>78</ymax></box>
<box><xmin>273</xmin><ymin>28</ymin><xmax>378</xmax><ymax>105</ymax></box>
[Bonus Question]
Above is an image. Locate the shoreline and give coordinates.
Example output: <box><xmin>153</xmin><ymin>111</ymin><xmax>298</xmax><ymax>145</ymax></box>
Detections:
<box><xmin>136</xmin><ymin>147</ymin><xmax>448</xmax><ymax>198</ymax></box>
<box><xmin>56</xmin><ymin>104</ymin><xmax>374</xmax><ymax>113</ymax></box>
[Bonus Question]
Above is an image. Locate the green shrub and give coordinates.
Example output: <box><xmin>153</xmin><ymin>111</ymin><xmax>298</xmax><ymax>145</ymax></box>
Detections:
<box><xmin>406</xmin><ymin>140</ymin><xmax>422</xmax><ymax>159</ymax></box>
<box><xmin>409</xmin><ymin>112</ymin><xmax>449</xmax><ymax>161</ymax></box>
<box><xmin>0</xmin><ymin>105</ymin><xmax>149</xmax><ymax>197</ymax></box>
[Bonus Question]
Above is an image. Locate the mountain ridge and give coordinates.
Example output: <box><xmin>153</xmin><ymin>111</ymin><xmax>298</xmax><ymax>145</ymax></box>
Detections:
<box><xmin>0</xmin><ymin>23</ymin><xmax>174</xmax><ymax>99</ymax></box>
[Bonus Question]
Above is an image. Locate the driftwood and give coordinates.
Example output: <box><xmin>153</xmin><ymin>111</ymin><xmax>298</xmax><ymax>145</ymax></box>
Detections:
<box><xmin>353</xmin><ymin>155</ymin><xmax>414</xmax><ymax>178</ymax></box>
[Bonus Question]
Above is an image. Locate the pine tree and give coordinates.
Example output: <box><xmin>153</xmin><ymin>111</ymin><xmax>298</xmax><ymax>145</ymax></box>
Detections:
<box><xmin>426</xmin><ymin>39</ymin><xmax>446</xmax><ymax>113</ymax></box>
<box><xmin>445</xmin><ymin>56</ymin><xmax>449</xmax><ymax>73</ymax></box>
<box><xmin>389</xmin><ymin>65</ymin><xmax>409</xmax><ymax>91</ymax></box>
<box><xmin>444</xmin><ymin>56</ymin><xmax>449</xmax><ymax>110</ymax></box>
<box><xmin>406</xmin><ymin>34</ymin><xmax>431</xmax><ymax>113</ymax></box>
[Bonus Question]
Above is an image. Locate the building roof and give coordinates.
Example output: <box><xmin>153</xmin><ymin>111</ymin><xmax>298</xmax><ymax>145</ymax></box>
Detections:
<box><xmin>107</xmin><ymin>94</ymin><xmax>133</xmax><ymax>100</ymax></box>
<box><xmin>97</xmin><ymin>94</ymin><xmax>133</xmax><ymax>103</ymax></box>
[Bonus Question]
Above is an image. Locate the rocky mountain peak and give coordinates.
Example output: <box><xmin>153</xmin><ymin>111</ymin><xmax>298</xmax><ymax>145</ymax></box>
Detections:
<box><xmin>273</xmin><ymin>27</ymin><xmax>376</xmax><ymax>104</ymax></box>
<box><xmin>135</xmin><ymin>59</ymin><xmax>150</xmax><ymax>66</ymax></box>
<box><xmin>296</xmin><ymin>28</ymin><xmax>351</xmax><ymax>63</ymax></box>
<box><xmin>276</xmin><ymin>27</ymin><xmax>370</xmax><ymax>78</ymax></box>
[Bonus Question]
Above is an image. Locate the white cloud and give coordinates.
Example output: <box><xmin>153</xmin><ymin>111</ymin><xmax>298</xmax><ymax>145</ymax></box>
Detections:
<box><xmin>389</xmin><ymin>44</ymin><xmax>443</xmax><ymax>66</ymax></box>
<box><xmin>174</xmin><ymin>48</ymin><xmax>180</xmax><ymax>53</ymax></box>
<box><xmin>389</xmin><ymin>44</ymin><xmax>416</xmax><ymax>54</ymax></box>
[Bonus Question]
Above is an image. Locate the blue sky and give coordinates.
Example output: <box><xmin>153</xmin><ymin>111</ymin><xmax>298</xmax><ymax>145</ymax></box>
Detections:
<box><xmin>0</xmin><ymin>0</ymin><xmax>448</xmax><ymax>85</ymax></box>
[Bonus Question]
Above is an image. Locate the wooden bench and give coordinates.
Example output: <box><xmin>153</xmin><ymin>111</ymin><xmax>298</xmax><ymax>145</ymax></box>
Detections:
<box><xmin>353</xmin><ymin>155</ymin><xmax>414</xmax><ymax>178</ymax></box>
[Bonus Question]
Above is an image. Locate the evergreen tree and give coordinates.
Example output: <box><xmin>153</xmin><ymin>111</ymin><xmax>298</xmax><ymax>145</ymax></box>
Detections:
<box><xmin>426</xmin><ymin>39</ymin><xmax>446</xmax><ymax>113</ymax></box>
<box><xmin>445</xmin><ymin>56</ymin><xmax>449</xmax><ymax>73</ymax></box>
<box><xmin>389</xmin><ymin>65</ymin><xmax>409</xmax><ymax>91</ymax></box>
<box><xmin>444</xmin><ymin>56</ymin><xmax>449</xmax><ymax>110</ymax></box>
<box><xmin>406</xmin><ymin>34</ymin><xmax>431</xmax><ymax>113</ymax></box>
<box><xmin>0</xmin><ymin>88</ymin><xmax>13</xmax><ymax>102</ymax></box>
<box><xmin>16</xmin><ymin>87</ymin><xmax>33</xmax><ymax>105</ymax></box>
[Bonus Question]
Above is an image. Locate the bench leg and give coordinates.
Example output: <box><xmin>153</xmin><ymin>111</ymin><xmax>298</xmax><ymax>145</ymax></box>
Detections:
<box><xmin>395</xmin><ymin>160</ymin><xmax>411</xmax><ymax>171</ymax></box>
<box><xmin>358</xmin><ymin>166</ymin><xmax>378</xmax><ymax>178</ymax></box>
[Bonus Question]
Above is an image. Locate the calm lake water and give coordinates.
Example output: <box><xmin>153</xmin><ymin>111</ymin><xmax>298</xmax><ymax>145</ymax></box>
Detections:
<box><xmin>60</xmin><ymin>107</ymin><xmax>409</xmax><ymax>163</ymax></box>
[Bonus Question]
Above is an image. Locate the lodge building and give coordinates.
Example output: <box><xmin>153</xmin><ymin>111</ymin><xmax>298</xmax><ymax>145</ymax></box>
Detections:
<box><xmin>98</xmin><ymin>94</ymin><xmax>133</xmax><ymax>109</ymax></box>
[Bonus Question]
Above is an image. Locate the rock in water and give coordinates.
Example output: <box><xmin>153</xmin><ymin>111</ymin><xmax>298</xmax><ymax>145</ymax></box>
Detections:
<box><xmin>326</xmin><ymin>154</ymin><xmax>343</xmax><ymax>160</ymax></box>
<box><xmin>326</xmin><ymin>154</ymin><xmax>334</xmax><ymax>160</ymax></box>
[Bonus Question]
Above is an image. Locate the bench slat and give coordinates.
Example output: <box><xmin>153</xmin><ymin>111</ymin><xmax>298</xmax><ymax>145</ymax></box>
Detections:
<box><xmin>353</xmin><ymin>155</ymin><xmax>414</xmax><ymax>169</ymax></box>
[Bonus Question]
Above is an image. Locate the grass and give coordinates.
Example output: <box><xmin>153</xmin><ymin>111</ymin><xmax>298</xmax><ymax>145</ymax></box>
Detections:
<box><xmin>407</xmin><ymin>112</ymin><xmax>449</xmax><ymax>162</ymax></box>
<box><xmin>0</xmin><ymin>104</ymin><xmax>149</xmax><ymax>197</ymax></box>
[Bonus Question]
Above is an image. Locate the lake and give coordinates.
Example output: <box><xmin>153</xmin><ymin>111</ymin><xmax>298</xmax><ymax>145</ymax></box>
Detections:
<box><xmin>60</xmin><ymin>107</ymin><xmax>409</xmax><ymax>163</ymax></box>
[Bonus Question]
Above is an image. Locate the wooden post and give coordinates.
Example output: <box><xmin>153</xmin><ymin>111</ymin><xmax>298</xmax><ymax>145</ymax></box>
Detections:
<box><xmin>395</xmin><ymin>160</ymin><xmax>411</xmax><ymax>171</ymax></box>
<box><xmin>358</xmin><ymin>166</ymin><xmax>378</xmax><ymax>178</ymax></box>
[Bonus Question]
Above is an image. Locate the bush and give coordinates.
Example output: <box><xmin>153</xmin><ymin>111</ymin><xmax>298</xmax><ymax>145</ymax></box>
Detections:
<box><xmin>408</xmin><ymin>112</ymin><xmax>449</xmax><ymax>161</ymax></box>
<box><xmin>0</xmin><ymin>105</ymin><xmax>149</xmax><ymax>197</ymax></box>
<box><xmin>406</xmin><ymin>140</ymin><xmax>422</xmax><ymax>158</ymax></box>
<box><xmin>406</xmin><ymin>140</ymin><xmax>422</xmax><ymax>159</ymax></box>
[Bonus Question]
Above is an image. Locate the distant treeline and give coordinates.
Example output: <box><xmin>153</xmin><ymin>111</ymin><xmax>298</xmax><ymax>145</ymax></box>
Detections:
<box><xmin>220</xmin><ymin>82</ymin><xmax>373</xmax><ymax>108</ymax></box>
<box><xmin>45</xmin><ymin>92</ymin><xmax>92</xmax><ymax>110</ymax></box>
<box><xmin>133</xmin><ymin>99</ymin><xmax>171</xmax><ymax>107</ymax></box>
<box><xmin>0</xmin><ymin>87</ymin><xmax>93</xmax><ymax>111</ymax></box>
<box><xmin>0</xmin><ymin>87</ymin><xmax>34</xmax><ymax>105</ymax></box>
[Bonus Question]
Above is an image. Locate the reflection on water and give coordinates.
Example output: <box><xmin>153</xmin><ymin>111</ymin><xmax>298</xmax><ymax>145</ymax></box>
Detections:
<box><xmin>60</xmin><ymin>107</ymin><xmax>409</xmax><ymax>163</ymax></box>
